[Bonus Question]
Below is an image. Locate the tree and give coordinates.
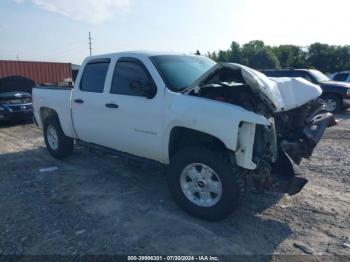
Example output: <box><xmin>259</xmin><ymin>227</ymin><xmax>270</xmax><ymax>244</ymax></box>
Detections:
<box><xmin>227</xmin><ymin>41</ymin><xmax>242</xmax><ymax>63</ymax></box>
<box><xmin>307</xmin><ymin>43</ymin><xmax>335</xmax><ymax>73</ymax></box>
<box><xmin>273</xmin><ymin>45</ymin><xmax>294</xmax><ymax>68</ymax></box>
<box><xmin>241</xmin><ymin>40</ymin><xmax>265</xmax><ymax>67</ymax></box>
<box><xmin>332</xmin><ymin>46</ymin><xmax>350</xmax><ymax>72</ymax></box>
<box><xmin>273</xmin><ymin>45</ymin><xmax>308</xmax><ymax>69</ymax></box>
<box><xmin>250</xmin><ymin>47</ymin><xmax>280</xmax><ymax>69</ymax></box>
<box><xmin>217</xmin><ymin>50</ymin><xmax>231</xmax><ymax>62</ymax></box>
<box><xmin>207</xmin><ymin>40</ymin><xmax>350</xmax><ymax>73</ymax></box>
<box><xmin>207</xmin><ymin>51</ymin><xmax>218</xmax><ymax>61</ymax></box>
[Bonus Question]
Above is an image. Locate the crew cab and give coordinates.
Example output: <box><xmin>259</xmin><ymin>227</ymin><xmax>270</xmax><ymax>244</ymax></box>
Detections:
<box><xmin>33</xmin><ymin>52</ymin><xmax>335</xmax><ymax>221</ymax></box>
<box><xmin>261</xmin><ymin>69</ymin><xmax>350</xmax><ymax>113</ymax></box>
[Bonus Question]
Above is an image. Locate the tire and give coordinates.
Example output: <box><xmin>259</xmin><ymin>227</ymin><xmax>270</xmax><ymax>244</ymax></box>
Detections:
<box><xmin>167</xmin><ymin>147</ymin><xmax>244</xmax><ymax>221</ymax></box>
<box><xmin>323</xmin><ymin>94</ymin><xmax>342</xmax><ymax>113</ymax></box>
<box><xmin>43</xmin><ymin>116</ymin><xmax>73</xmax><ymax>159</ymax></box>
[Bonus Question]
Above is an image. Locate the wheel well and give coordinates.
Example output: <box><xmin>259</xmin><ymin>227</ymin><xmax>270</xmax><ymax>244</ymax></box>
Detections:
<box><xmin>40</xmin><ymin>107</ymin><xmax>58</xmax><ymax>124</ymax></box>
<box><xmin>169</xmin><ymin>127</ymin><xmax>227</xmax><ymax>159</ymax></box>
<box><xmin>322</xmin><ymin>92</ymin><xmax>342</xmax><ymax>101</ymax></box>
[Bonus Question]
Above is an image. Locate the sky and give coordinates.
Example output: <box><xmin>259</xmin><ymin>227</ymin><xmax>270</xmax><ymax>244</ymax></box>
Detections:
<box><xmin>1</xmin><ymin>0</ymin><xmax>350</xmax><ymax>64</ymax></box>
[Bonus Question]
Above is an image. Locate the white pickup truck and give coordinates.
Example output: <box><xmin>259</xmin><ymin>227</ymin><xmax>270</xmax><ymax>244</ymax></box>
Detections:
<box><xmin>33</xmin><ymin>51</ymin><xmax>336</xmax><ymax>220</ymax></box>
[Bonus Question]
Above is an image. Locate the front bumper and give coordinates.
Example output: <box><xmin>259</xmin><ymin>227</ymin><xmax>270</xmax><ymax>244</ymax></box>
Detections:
<box><xmin>257</xmin><ymin>112</ymin><xmax>336</xmax><ymax>196</ymax></box>
<box><xmin>0</xmin><ymin>104</ymin><xmax>33</xmax><ymax>121</ymax></box>
<box><xmin>0</xmin><ymin>110</ymin><xmax>33</xmax><ymax>121</ymax></box>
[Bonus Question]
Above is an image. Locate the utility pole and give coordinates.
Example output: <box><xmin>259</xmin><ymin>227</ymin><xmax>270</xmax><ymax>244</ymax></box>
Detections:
<box><xmin>16</xmin><ymin>54</ymin><xmax>19</xmax><ymax>61</ymax></box>
<box><xmin>88</xmin><ymin>32</ymin><xmax>92</xmax><ymax>56</ymax></box>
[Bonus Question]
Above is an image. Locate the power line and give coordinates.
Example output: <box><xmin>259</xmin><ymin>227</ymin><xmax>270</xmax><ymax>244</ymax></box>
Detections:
<box><xmin>89</xmin><ymin>32</ymin><xmax>92</xmax><ymax>56</ymax></box>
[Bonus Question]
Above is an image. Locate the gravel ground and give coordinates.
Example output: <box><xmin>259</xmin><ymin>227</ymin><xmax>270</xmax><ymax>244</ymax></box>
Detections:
<box><xmin>0</xmin><ymin>111</ymin><xmax>349</xmax><ymax>257</ymax></box>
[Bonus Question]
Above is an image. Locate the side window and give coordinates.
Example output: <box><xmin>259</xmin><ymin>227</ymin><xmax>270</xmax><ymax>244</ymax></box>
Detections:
<box><xmin>299</xmin><ymin>72</ymin><xmax>314</xmax><ymax>82</ymax></box>
<box><xmin>111</xmin><ymin>60</ymin><xmax>155</xmax><ymax>97</ymax></box>
<box><xmin>80</xmin><ymin>61</ymin><xmax>110</xmax><ymax>93</ymax></box>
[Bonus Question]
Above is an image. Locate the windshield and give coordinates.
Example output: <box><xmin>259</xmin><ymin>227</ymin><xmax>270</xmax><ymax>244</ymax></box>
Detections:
<box><xmin>151</xmin><ymin>55</ymin><xmax>216</xmax><ymax>91</ymax></box>
<box><xmin>309</xmin><ymin>69</ymin><xmax>330</xmax><ymax>82</ymax></box>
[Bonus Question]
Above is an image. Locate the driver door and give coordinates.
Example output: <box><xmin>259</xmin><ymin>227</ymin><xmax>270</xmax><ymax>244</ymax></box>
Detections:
<box><xmin>100</xmin><ymin>57</ymin><xmax>165</xmax><ymax>161</ymax></box>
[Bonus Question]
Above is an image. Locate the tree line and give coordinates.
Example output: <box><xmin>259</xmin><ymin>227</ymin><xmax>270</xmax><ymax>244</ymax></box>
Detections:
<box><xmin>207</xmin><ymin>41</ymin><xmax>350</xmax><ymax>73</ymax></box>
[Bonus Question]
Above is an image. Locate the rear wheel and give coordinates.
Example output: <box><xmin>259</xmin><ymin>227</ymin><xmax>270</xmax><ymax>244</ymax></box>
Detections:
<box><xmin>167</xmin><ymin>147</ymin><xmax>244</xmax><ymax>221</ymax></box>
<box><xmin>323</xmin><ymin>94</ymin><xmax>342</xmax><ymax>113</ymax></box>
<box><xmin>43</xmin><ymin>116</ymin><xmax>73</xmax><ymax>159</ymax></box>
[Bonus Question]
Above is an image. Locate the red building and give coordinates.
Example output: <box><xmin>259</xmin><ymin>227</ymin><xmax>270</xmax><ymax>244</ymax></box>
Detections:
<box><xmin>0</xmin><ymin>60</ymin><xmax>73</xmax><ymax>85</ymax></box>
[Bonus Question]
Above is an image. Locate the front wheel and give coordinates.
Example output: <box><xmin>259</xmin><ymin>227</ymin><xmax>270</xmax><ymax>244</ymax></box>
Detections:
<box><xmin>323</xmin><ymin>94</ymin><xmax>342</xmax><ymax>113</ymax></box>
<box><xmin>43</xmin><ymin>116</ymin><xmax>74</xmax><ymax>159</ymax></box>
<box><xmin>167</xmin><ymin>147</ymin><xmax>244</xmax><ymax>221</ymax></box>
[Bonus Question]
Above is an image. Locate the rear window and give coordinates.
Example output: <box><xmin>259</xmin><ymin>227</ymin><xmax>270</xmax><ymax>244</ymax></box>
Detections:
<box><xmin>333</xmin><ymin>73</ymin><xmax>348</xmax><ymax>82</ymax></box>
<box><xmin>80</xmin><ymin>61</ymin><xmax>110</xmax><ymax>93</ymax></box>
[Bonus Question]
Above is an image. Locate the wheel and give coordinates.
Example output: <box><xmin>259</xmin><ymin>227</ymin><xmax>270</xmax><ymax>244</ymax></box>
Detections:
<box><xmin>167</xmin><ymin>147</ymin><xmax>244</xmax><ymax>221</ymax></box>
<box><xmin>43</xmin><ymin>116</ymin><xmax>73</xmax><ymax>159</ymax></box>
<box><xmin>323</xmin><ymin>94</ymin><xmax>342</xmax><ymax>113</ymax></box>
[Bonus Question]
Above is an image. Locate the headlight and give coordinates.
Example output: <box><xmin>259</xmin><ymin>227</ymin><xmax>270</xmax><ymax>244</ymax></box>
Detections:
<box><xmin>23</xmin><ymin>98</ymin><xmax>32</xmax><ymax>103</ymax></box>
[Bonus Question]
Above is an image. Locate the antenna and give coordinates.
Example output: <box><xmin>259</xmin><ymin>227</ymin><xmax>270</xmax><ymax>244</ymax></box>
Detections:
<box><xmin>89</xmin><ymin>32</ymin><xmax>92</xmax><ymax>56</ymax></box>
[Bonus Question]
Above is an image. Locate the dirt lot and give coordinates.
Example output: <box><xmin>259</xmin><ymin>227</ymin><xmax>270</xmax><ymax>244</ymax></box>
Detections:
<box><xmin>0</xmin><ymin>111</ymin><xmax>349</xmax><ymax>257</ymax></box>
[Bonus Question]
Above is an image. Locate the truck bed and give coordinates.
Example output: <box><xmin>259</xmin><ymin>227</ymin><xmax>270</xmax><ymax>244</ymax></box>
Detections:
<box><xmin>32</xmin><ymin>86</ymin><xmax>76</xmax><ymax>138</ymax></box>
<box><xmin>34</xmin><ymin>85</ymin><xmax>73</xmax><ymax>90</ymax></box>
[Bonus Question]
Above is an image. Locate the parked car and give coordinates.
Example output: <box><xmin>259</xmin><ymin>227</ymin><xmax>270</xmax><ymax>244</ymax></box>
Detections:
<box><xmin>0</xmin><ymin>76</ymin><xmax>34</xmax><ymax>121</ymax></box>
<box><xmin>331</xmin><ymin>71</ymin><xmax>350</xmax><ymax>83</ymax></box>
<box><xmin>261</xmin><ymin>69</ymin><xmax>350</xmax><ymax>113</ymax></box>
<box><xmin>32</xmin><ymin>52</ymin><xmax>335</xmax><ymax>221</ymax></box>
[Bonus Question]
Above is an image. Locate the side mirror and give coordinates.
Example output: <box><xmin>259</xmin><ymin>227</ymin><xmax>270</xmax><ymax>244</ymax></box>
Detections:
<box><xmin>130</xmin><ymin>80</ymin><xmax>157</xmax><ymax>99</ymax></box>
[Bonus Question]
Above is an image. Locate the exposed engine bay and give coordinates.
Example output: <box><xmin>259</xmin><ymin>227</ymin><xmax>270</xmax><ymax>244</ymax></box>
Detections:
<box><xmin>188</xmin><ymin>64</ymin><xmax>337</xmax><ymax>195</ymax></box>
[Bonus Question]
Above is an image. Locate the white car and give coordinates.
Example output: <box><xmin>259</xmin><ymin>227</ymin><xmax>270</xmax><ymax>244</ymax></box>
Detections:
<box><xmin>32</xmin><ymin>51</ymin><xmax>336</xmax><ymax>221</ymax></box>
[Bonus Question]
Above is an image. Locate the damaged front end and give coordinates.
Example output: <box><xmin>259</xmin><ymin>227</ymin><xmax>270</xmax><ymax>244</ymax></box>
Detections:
<box><xmin>187</xmin><ymin>63</ymin><xmax>337</xmax><ymax>195</ymax></box>
<box><xmin>253</xmin><ymin>99</ymin><xmax>336</xmax><ymax>195</ymax></box>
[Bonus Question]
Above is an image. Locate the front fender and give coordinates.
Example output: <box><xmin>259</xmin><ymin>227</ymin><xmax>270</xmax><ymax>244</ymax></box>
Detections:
<box><xmin>162</xmin><ymin>93</ymin><xmax>270</xmax><ymax>167</ymax></box>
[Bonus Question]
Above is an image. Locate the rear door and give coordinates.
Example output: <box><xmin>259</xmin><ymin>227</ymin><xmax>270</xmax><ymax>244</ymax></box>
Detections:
<box><xmin>71</xmin><ymin>58</ymin><xmax>112</xmax><ymax>144</ymax></box>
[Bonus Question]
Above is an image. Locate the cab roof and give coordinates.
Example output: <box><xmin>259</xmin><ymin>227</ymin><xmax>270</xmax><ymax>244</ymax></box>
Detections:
<box><xmin>85</xmin><ymin>51</ymin><xmax>195</xmax><ymax>61</ymax></box>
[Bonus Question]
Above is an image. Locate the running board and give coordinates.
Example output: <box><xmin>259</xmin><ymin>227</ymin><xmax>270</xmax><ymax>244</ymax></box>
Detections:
<box><xmin>75</xmin><ymin>140</ymin><xmax>164</xmax><ymax>169</ymax></box>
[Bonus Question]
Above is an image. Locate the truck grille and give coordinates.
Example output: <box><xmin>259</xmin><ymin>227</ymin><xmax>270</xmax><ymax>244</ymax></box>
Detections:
<box><xmin>3</xmin><ymin>104</ymin><xmax>32</xmax><ymax>112</ymax></box>
<box><xmin>1</xmin><ymin>98</ymin><xmax>32</xmax><ymax>104</ymax></box>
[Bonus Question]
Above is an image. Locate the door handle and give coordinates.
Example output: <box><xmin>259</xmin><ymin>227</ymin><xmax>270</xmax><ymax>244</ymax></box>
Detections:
<box><xmin>74</xmin><ymin>99</ymin><xmax>84</xmax><ymax>104</ymax></box>
<box><xmin>105</xmin><ymin>103</ymin><xmax>119</xmax><ymax>109</ymax></box>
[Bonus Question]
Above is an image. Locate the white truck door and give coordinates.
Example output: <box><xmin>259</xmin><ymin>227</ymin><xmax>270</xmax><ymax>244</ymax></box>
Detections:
<box><xmin>71</xmin><ymin>58</ymin><xmax>112</xmax><ymax>144</ymax></box>
<box><xmin>99</xmin><ymin>57</ymin><xmax>165</xmax><ymax>161</ymax></box>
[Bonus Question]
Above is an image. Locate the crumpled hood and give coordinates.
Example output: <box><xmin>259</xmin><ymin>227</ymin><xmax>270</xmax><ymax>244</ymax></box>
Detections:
<box><xmin>188</xmin><ymin>63</ymin><xmax>322</xmax><ymax>112</ymax></box>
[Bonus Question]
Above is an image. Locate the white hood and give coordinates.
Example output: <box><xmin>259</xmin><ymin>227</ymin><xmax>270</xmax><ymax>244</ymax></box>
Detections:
<box><xmin>189</xmin><ymin>63</ymin><xmax>322</xmax><ymax>112</ymax></box>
